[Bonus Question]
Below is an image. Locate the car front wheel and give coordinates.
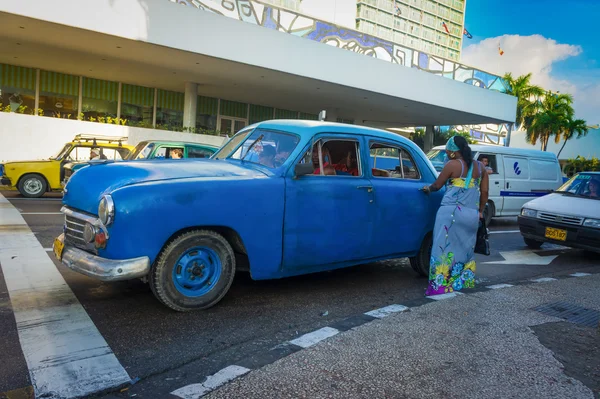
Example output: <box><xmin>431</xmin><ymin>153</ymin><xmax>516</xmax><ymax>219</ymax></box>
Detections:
<box><xmin>410</xmin><ymin>233</ymin><xmax>432</xmax><ymax>277</ymax></box>
<box><xmin>18</xmin><ymin>174</ymin><xmax>47</xmax><ymax>198</ymax></box>
<box><xmin>523</xmin><ymin>237</ymin><xmax>543</xmax><ymax>249</ymax></box>
<box><xmin>150</xmin><ymin>230</ymin><xmax>236</xmax><ymax>312</ymax></box>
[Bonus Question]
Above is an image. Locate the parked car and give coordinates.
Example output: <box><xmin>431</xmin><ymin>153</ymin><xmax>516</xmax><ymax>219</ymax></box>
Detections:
<box><xmin>0</xmin><ymin>134</ymin><xmax>133</xmax><ymax>198</ymax></box>
<box><xmin>62</xmin><ymin>140</ymin><xmax>220</xmax><ymax>185</ymax></box>
<box><xmin>53</xmin><ymin>120</ymin><xmax>443</xmax><ymax>311</ymax></box>
<box><xmin>518</xmin><ymin>172</ymin><xmax>600</xmax><ymax>253</ymax></box>
<box><xmin>428</xmin><ymin>144</ymin><xmax>563</xmax><ymax>225</ymax></box>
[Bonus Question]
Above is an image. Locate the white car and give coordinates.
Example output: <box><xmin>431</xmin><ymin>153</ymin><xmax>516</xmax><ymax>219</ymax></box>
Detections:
<box><xmin>518</xmin><ymin>172</ymin><xmax>600</xmax><ymax>253</ymax></box>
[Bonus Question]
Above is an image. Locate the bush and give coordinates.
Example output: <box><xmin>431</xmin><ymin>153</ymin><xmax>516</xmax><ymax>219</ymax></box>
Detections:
<box><xmin>563</xmin><ymin>156</ymin><xmax>600</xmax><ymax>177</ymax></box>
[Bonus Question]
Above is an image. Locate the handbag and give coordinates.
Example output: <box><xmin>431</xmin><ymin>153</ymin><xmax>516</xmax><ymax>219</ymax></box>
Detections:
<box><xmin>475</xmin><ymin>216</ymin><xmax>490</xmax><ymax>256</ymax></box>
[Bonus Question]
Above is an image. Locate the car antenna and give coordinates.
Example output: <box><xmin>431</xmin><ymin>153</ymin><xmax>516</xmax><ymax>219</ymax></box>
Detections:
<box><xmin>241</xmin><ymin>133</ymin><xmax>264</xmax><ymax>162</ymax></box>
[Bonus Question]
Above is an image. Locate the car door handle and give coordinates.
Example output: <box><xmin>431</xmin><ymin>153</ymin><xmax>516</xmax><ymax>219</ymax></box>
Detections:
<box><xmin>357</xmin><ymin>186</ymin><xmax>373</xmax><ymax>193</ymax></box>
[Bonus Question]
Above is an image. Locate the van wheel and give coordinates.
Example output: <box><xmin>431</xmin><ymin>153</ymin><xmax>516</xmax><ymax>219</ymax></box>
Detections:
<box><xmin>524</xmin><ymin>237</ymin><xmax>543</xmax><ymax>250</ymax></box>
<box><xmin>410</xmin><ymin>233</ymin><xmax>432</xmax><ymax>277</ymax></box>
<box><xmin>150</xmin><ymin>230</ymin><xmax>236</xmax><ymax>312</ymax></box>
<box><xmin>18</xmin><ymin>174</ymin><xmax>47</xmax><ymax>198</ymax></box>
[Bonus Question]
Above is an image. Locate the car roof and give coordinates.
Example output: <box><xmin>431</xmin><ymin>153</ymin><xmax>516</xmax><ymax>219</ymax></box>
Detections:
<box><xmin>431</xmin><ymin>143</ymin><xmax>558</xmax><ymax>159</ymax></box>
<box><xmin>251</xmin><ymin>120</ymin><xmax>415</xmax><ymax>146</ymax></box>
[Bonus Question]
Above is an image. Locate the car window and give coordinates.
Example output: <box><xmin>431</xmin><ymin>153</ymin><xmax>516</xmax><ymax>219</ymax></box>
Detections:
<box><xmin>187</xmin><ymin>146</ymin><xmax>214</xmax><ymax>159</ymax></box>
<box><xmin>229</xmin><ymin>128</ymin><xmax>300</xmax><ymax>168</ymax></box>
<box><xmin>370</xmin><ymin>142</ymin><xmax>420</xmax><ymax>179</ymax></box>
<box><xmin>212</xmin><ymin>129</ymin><xmax>254</xmax><ymax>160</ymax></box>
<box><xmin>297</xmin><ymin>139</ymin><xmax>362</xmax><ymax>177</ymax></box>
<box><xmin>477</xmin><ymin>154</ymin><xmax>499</xmax><ymax>175</ymax></box>
<box><xmin>558</xmin><ymin>174</ymin><xmax>600</xmax><ymax>199</ymax></box>
<box><xmin>153</xmin><ymin>146</ymin><xmax>184</xmax><ymax>159</ymax></box>
<box><xmin>427</xmin><ymin>149</ymin><xmax>447</xmax><ymax>164</ymax></box>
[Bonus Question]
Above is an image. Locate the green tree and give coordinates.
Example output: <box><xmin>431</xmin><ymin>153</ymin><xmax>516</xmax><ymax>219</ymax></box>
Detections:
<box><xmin>526</xmin><ymin>92</ymin><xmax>574</xmax><ymax>151</ymax></box>
<box><xmin>556</xmin><ymin>118</ymin><xmax>589</xmax><ymax>159</ymax></box>
<box><xmin>502</xmin><ymin>73</ymin><xmax>545</xmax><ymax>131</ymax></box>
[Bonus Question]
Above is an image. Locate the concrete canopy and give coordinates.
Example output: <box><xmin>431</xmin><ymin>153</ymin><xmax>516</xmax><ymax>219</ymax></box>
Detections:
<box><xmin>0</xmin><ymin>0</ymin><xmax>516</xmax><ymax>128</ymax></box>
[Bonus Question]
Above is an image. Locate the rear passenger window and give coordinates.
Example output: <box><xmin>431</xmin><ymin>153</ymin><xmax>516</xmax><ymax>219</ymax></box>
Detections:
<box><xmin>369</xmin><ymin>143</ymin><xmax>420</xmax><ymax>179</ymax></box>
<box><xmin>530</xmin><ymin>159</ymin><xmax>558</xmax><ymax>181</ymax></box>
<box><xmin>187</xmin><ymin>147</ymin><xmax>213</xmax><ymax>158</ymax></box>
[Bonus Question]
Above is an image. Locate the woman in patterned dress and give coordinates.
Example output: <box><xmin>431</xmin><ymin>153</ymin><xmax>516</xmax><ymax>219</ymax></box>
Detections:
<box><xmin>421</xmin><ymin>136</ymin><xmax>489</xmax><ymax>296</ymax></box>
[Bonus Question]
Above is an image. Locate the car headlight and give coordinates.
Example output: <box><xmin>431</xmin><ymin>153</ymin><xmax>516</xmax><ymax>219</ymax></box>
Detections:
<box><xmin>98</xmin><ymin>195</ymin><xmax>115</xmax><ymax>226</ymax></box>
<box><xmin>521</xmin><ymin>208</ymin><xmax>538</xmax><ymax>218</ymax></box>
<box><xmin>583</xmin><ymin>218</ymin><xmax>600</xmax><ymax>229</ymax></box>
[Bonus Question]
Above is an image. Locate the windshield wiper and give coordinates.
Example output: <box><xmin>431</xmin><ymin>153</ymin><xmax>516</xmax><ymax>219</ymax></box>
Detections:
<box><xmin>241</xmin><ymin>134</ymin><xmax>264</xmax><ymax>162</ymax></box>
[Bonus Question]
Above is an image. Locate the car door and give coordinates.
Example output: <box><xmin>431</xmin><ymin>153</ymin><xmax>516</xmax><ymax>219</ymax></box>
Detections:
<box><xmin>186</xmin><ymin>145</ymin><xmax>215</xmax><ymax>159</ymax></box>
<box><xmin>501</xmin><ymin>155</ymin><xmax>531</xmax><ymax>215</ymax></box>
<box><xmin>475</xmin><ymin>152</ymin><xmax>504</xmax><ymax>216</ymax></box>
<box><xmin>367</xmin><ymin>139</ymin><xmax>434</xmax><ymax>258</ymax></box>
<box><xmin>282</xmin><ymin>135</ymin><xmax>374</xmax><ymax>271</ymax></box>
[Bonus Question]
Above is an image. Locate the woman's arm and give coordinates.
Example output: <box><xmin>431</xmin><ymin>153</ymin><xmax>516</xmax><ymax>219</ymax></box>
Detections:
<box><xmin>479</xmin><ymin>163</ymin><xmax>489</xmax><ymax>218</ymax></box>
<box><xmin>423</xmin><ymin>162</ymin><xmax>455</xmax><ymax>193</ymax></box>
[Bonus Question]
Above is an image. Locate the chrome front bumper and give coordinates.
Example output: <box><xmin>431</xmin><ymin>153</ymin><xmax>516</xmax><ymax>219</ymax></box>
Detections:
<box><xmin>54</xmin><ymin>233</ymin><xmax>151</xmax><ymax>281</ymax></box>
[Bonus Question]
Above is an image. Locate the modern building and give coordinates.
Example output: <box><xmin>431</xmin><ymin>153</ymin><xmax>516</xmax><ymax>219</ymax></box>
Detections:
<box><xmin>0</xmin><ymin>0</ymin><xmax>515</xmax><ymax>162</ymax></box>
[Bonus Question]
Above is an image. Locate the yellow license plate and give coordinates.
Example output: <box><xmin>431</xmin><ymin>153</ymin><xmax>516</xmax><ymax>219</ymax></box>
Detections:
<box><xmin>545</xmin><ymin>227</ymin><xmax>567</xmax><ymax>241</ymax></box>
<box><xmin>53</xmin><ymin>237</ymin><xmax>65</xmax><ymax>260</ymax></box>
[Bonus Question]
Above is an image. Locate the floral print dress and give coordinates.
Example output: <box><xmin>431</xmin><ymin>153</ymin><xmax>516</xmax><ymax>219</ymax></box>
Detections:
<box><xmin>426</xmin><ymin>160</ymin><xmax>481</xmax><ymax>296</ymax></box>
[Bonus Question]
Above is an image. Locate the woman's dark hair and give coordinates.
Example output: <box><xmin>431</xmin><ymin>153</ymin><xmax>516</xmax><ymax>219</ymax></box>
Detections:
<box><xmin>453</xmin><ymin>136</ymin><xmax>473</xmax><ymax>169</ymax></box>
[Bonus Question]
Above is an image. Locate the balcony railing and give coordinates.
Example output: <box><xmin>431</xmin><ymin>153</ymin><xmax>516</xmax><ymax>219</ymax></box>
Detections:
<box><xmin>170</xmin><ymin>0</ymin><xmax>508</xmax><ymax>93</ymax></box>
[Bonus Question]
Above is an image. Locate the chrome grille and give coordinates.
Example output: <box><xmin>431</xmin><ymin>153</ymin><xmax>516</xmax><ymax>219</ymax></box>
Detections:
<box><xmin>538</xmin><ymin>212</ymin><xmax>583</xmax><ymax>226</ymax></box>
<box><xmin>63</xmin><ymin>209</ymin><xmax>98</xmax><ymax>254</ymax></box>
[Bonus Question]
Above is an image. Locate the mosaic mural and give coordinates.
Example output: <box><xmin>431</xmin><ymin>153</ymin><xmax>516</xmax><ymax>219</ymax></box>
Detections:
<box><xmin>168</xmin><ymin>0</ymin><xmax>508</xmax><ymax>92</ymax></box>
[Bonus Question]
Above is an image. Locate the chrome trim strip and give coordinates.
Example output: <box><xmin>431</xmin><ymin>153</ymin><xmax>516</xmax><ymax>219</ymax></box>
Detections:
<box><xmin>61</xmin><ymin>206</ymin><xmax>110</xmax><ymax>239</ymax></box>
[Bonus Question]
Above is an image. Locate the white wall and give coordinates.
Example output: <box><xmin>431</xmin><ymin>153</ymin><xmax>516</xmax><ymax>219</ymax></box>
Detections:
<box><xmin>0</xmin><ymin>113</ymin><xmax>225</xmax><ymax>162</ymax></box>
<box><xmin>510</xmin><ymin>129</ymin><xmax>600</xmax><ymax>161</ymax></box>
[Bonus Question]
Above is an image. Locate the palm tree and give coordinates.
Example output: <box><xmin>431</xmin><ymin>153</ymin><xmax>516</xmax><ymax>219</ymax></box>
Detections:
<box><xmin>526</xmin><ymin>92</ymin><xmax>574</xmax><ymax>151</ymax></box>
<box><xmin>502</xmin><ymin>73</ymin><xmax>545</xmax><ymax>131</ymax></box>
<box><xmin>556</xmin><ymin>118</ymin><xmax>589</xmax><ymax>159</ymax></box>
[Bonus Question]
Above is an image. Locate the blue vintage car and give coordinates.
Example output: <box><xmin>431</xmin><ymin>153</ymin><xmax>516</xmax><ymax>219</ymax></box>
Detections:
<box><xmin>53</xmin><ymin>120</ymin><xmax>443</xmax><ymax>311</ymax></box>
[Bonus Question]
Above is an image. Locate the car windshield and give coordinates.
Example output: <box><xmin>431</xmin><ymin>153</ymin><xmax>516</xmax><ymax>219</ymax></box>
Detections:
<box><xmin>556</xmin><ymin>173</ymin><xmax>600</xmax><ymax>199</ymax></box>
<box><xmin>51</xmin><ymin>144</ymin><xmax>72</xmax><ymax>160</ymax></box>
<box><xmin>214</xmin><ymin>128</ymin><xmax>300</xmax><ymax>169</ymax></box>
<box><xmin>427</xmin><ymin>149</ymin><xmax>447</xmax><ymax>164</ymax></box>
<box><xmin>211</xmin><ymin>129</ymin><xmax>254</xmax><ymax>160</ymax></box>
<box><xmin>128</xmin><ymin>142</ymin><xmax>154</xmax><ymax>160</ymax></box>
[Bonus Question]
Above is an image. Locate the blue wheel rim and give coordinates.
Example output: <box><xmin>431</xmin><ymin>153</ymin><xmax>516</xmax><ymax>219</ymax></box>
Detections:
<box><xmin>172</xmin><ymin>246</ymin><xmax>222</xmax><ymax>297</ymax></box>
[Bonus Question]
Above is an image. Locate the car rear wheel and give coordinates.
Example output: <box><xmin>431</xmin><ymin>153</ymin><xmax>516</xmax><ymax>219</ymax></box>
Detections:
<box><xmin>410</xmin><ymin>233</ymin><xmax>432</xmax><ymax>277</ymax></box>
<box><xmin>18</xmin><ymin>174</ymin><xmax>47</xmax><ymax>198</ymax></box>
<box><xmin>150</xmin><ymin>230</ymin><xmax>235</xmax><ymax>312</ymax></box>
<box><xmin>523</xmin><ymin>237</ymin><xmax>543</xmax><ymax>250</ymax></box>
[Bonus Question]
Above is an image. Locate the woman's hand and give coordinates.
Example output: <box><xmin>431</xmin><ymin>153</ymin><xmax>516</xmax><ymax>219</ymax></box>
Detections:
<box><xmin>479</xmin><ymin>211</ymin><xmax>483</xmax><ymax>220</ymax></box>
<box><xmin>421</xmin><ymin>185</ymin><xmax>431</xmax><ymax>194</ymax></box>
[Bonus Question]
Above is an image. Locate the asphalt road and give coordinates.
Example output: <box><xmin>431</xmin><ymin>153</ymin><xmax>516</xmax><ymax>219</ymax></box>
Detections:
<box><xmin>0</xmin><ymin>190</ymin><xmax>598</xmax><ymax>399</ymax></box>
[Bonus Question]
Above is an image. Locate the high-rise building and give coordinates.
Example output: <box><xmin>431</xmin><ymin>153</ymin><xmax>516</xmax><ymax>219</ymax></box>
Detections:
<box><xmin>356</xmin><ymin>0</ymin><xmax>466</xmax><ymax>61</ymax></box>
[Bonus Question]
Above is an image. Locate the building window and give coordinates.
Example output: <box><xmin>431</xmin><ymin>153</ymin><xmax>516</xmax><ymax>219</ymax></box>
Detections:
<box><xmin>39</xmin><ymin>70</ymin><xmax>79</xmax><ymax>119</ymax></box>
<box><xmin>249</xmin><ymin>104</ymin><xmax>274</xmax><ymax>125</ymax></box>
<box><xmin>81</xmin><ymin>77</ymin><xmax>118</xmax><ymax>122</ymax></box>
<box><xmin>0</xmin><ymin>64</ymin><xmax>36</xmax><ymax>114</ymax></box>
<box><xmin>274</xmin><ymin>108</ymin><xmax>298</xmax><ymax>119</ymax></box>
<box><xmin>156</xmin><ymin>89</ymin><xmax>184</xmax><ymax>129</ymax></box>
<box><xmin>121</xmin><ymin>84</ymin><xmax>154</xmax><ymax>128</ymax></box>
<box><xmin>196</xmin><ymin>95</ymin><xmax>218</xmax><ymax>131</ymax></box>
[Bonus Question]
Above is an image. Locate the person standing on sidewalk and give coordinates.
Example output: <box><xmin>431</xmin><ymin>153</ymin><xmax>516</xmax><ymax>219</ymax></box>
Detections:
<box><xmin>421</xmin><ymin>136</ymin><xmax>489</xmax><ymax>296</ymax></box>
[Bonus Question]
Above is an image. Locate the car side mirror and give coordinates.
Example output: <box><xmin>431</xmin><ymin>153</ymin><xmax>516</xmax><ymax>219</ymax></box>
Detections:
<box><xmin>294</xmin><ymin>163</ymin><xmax>314</xmax><ymax>178</ymax></box>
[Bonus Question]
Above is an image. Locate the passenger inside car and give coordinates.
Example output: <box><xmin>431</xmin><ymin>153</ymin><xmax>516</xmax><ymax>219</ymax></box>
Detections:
<box><xmin>258</xmin><ymin>145</ymin><xmax>276</xmax><ymax>168</ymax></box>
<box><xmin>588</xmin><ymin>178</ymin><xmax>599</xmax><ymax>198</ymax></box>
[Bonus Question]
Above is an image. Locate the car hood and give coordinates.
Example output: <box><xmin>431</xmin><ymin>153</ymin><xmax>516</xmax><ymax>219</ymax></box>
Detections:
<box><xmin>63</xmin><ymin>159</ymin><xmax>267</xmax><ymax>214</ymax></box>
<box><xmin>3</xmin><ymin>159</ymin><xmax>53</xmax><ymax>166</ymax></box>
<box><xmin>524</xmin><ymin>192</ymin><xmax>600</xmax><ymax>219</ymax></box>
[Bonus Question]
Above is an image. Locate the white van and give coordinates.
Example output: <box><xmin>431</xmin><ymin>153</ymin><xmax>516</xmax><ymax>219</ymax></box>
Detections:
<box><xmin>427</xmin><ymin>145</ymin><xmax>563</xmax><ymax>224</ymax></box>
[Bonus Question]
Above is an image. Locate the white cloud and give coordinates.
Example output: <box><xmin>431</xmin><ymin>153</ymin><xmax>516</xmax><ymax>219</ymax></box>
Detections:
<box><xmin>462</xmin><ymin>34</ymin><xmax>599</xmax><ymax>124</ymax></box>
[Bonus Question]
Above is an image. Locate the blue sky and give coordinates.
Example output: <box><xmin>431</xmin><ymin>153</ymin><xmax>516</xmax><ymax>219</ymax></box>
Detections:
<box><xmin>461</xmin><ymin>0</ymin><xmax>599</xmax><ymax>123</ymax></box>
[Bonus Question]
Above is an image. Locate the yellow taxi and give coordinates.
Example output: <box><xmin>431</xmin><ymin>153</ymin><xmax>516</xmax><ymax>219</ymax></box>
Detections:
<box><xmin>0</xmin><ymin>134</ymin><xmax>134</xmax><ymax>198</ymax></box>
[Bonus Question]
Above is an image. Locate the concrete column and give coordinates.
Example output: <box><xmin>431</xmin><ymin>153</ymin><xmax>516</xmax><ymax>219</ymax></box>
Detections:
<box><xmin>183</xmin><ymin>82</ymin><xmax>198</xmax><ymax>130</ymax></box>
<box><xmin>505</xmin><ymin>124</ymin><xmax>513</xmax><ymax>147</ymax></box>
<box><xmin>424</xmin><ymin>125</ymin><xmax>434</xmax><ymax>152</ymax></box>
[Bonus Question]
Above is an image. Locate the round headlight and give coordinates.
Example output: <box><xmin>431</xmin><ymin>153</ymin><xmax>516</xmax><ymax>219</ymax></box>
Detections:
<box><xmin>98</xmin><ymin>195</ymin><xmax>115</xmax><ymax>225</ymax></box>
<box><xmin>83</xmin><ymin>223</ymin><xmax>97</xmax><ymax>243</ymax></box>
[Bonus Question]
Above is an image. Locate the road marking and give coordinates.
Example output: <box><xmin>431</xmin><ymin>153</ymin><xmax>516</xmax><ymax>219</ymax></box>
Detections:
<box><xmin>20</xmin><ymin>212</ymin><xmax>63</xmax><ymax>215</ymax></box>
<box><xmin>483</xmin><ymin>250</ymin><xmax>558</xmax><ymax>265</ymax></box>
<box><xmin>43</xmin><ymin>248</ymin><xmax>53</xmax><ymax>251</ymax></box>
<box><xmin>486</xmin><ymin>283</ymin><xmax>514</xmax><ymax>289</ymax></box>
<box><xmin>171</xmin><ymin>365</ymin><xmax>251</xmax><ymax>399</ymax></box>
<box><xmin>289</xmin><ymin>327</ymin><xmax>339</xmax><ymax>349</ymax></box>
<box><xmin>488</xmin><ymin>230</ymin><xmax>520</xmax><ymax>234</ymax></box>
<box><xmin>531</xmin><ymin>277</ymin><xmax>558</xmax><ymax>283</ymax></box>
<box><xmin>365</xmin><ymin>304</ymin><xmax>409</xmax><ymax>319</ymax></box>
<box><xmin>570</xmin><ymin>272</ymin><xmax>592</xmax><ymax>277</ymax></box>
<box><xmin>426</xmin><ymin>292</ymin><xmax>463</xmax><ymax>301</ymax></box>
<box><xmin>0</xmin><ymin>193</ymin><xmax>130</xmax><ymax>398</ymax></box>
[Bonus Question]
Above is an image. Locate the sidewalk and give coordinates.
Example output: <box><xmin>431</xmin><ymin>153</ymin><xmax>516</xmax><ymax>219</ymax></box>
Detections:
<box><xmin>206</xmin><ymin>275</ymin><xmax>600</xmax><ymax>399</ymax></box>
